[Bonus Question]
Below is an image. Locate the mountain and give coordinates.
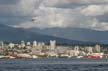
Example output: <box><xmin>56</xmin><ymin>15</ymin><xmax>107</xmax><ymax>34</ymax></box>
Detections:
<box><xmin>0</xmin><ymin>24</ymin><xmax>87</xmax><ymax>45</ymax></box>
<box><xmin>28</xmin><ymin>27</ymin><xmax>108</xmax><ymax>44</ymax></box>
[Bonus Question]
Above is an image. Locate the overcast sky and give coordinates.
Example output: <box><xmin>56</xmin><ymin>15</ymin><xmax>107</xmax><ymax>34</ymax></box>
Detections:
<box><xmin>0</xmin><ymin>0</ymin><xmax>108</xmax><ymax>31</ymax></box>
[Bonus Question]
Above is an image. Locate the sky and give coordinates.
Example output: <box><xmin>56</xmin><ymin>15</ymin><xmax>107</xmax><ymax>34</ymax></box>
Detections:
<box><xmin>0</xmin><ymin>0</ymin><xmax>108</xmax><ymax>31</ymax></box>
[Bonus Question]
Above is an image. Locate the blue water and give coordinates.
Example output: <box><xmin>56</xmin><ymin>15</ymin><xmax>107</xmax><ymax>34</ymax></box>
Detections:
<box><xmin>0</xmin><ymin>58</ymin><xmax>108</xmax><ymax>71</ymax></box>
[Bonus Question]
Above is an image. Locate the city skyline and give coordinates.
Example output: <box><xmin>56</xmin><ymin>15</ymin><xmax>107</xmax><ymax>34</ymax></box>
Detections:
<box><xmin>0</xmin><ymin>40</ymin><xmax>106</xmax><ymax>59</ymax></box>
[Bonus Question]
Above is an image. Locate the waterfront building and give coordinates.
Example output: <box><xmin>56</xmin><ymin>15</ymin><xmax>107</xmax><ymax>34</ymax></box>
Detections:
<box><xmin>86</xmin><ymin>47</ymin><xmax>93</xmax><ymax>53</ymax></box>
<box><xmin>37</xmin><ymin>42</ymin><xmax>43</xmax><ymax>50</ymax></box>
<box><xmin>56</xmin><ymin>46</ymin><xmax>67</xmax><ymax>54</ymax></box>
<box><xmin>21</xmin><ymin>41</ymin><xmax>25</xmax><ymax>48</ymax></box>
<box><xmin>94</xmin><ymin>44</ymin><xmax>101</xmax><ymax>53</ymax></box>
<box><xmin>31</xmin><ymin>42</ymin><xmax>44</xmax><ymax>56</ymax></box>
<box><xmin>18</xmin><ymin>45</ymin><xmax>22</xmax><ymax>49</ymax></box>
<box><xmin>41</xmin><ymin>42</ymin><xmax>45</xmax><ymax>47</ymax></box>
<box><xmin>50</xmin><ymin>40</ymin><xmax>56</xmax><ymax>50</ymax></box>
<box><xmin>79</xmin><ymin>51</ymin><xmax>86</xmax><ymax>56</ymax></box>
<box><xmin>74</xmin><ymin>46</ymin><xmax>79</xmax><ymax>51</ymax></box>
<box><xmin>47</xmin><ymin>51</ymin><xmax>58</xmax><ymax>57</ymax></box>
<box><xmin>26</xmin><ymin>42</ymin><xmax>31</xmax><ymax>46</ymax></box>
<box><xmin>65</xmin><ymin>46</ymin><xmax>80</xmax><ymax>57</ymax></box>
<box><xmin>26</xmin><ymin>46</ymin><xmax>31</xmax><ymax>50</ymax></box>
<box><xmin>8</xmin><ymin>43</ymin><xmax>15</xmax><ymax>48</ymax></box>
<box><xmin>31</xmin><ymin>47</ymin><xmax>43</xmax><ymax>56</ymax></box>
<box><xmin>26</xmin><ymin>42</ymin><xmax>31</xmax><ymax>50</ymax></box>
<box><xmin>32</xmin><ymin>41</ymin><xmax>37</xmax><ymax>48</ymax></box>
<box><xmin>68</xmin><ymin>50</ymin><xmax>79</xmax><ymax>57</ymax></box>
<box><xmin>0</xmin><ymin>41</ymin><xmax>4</xmax><ymax>49</ymax></box>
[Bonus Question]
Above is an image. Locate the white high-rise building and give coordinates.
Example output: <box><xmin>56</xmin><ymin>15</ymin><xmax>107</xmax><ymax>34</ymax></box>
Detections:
<box><xmin>26</xmin><ymin>42</ymin><xmax>31</xmax><ymax>46</ymax></box>
<box><xmin>33</xmin><ymin>41</ymin><xmax>37</xmax><ymax>48</ymax></box>
<box><xmin>88</xmin><ymin>47</ymin><xmax>93</xmax><ymax>53</ymax></box>
<box><xmin>0</xmin><ymin>41</ymin><xmax>4</xmax><ymax>49</ymax></box>
<box><xmin>74</xmin><ymin>46</ymin><xmax>79</xmax><ymax>51</ymax></box>
<box><xmin>9</xmin><ymin>43</ymin><xmax>15</xmax><ymax>48</ymax></box>
<box><xmin>50</xmin><ymin>40</ymin><xmax>56</xmax><ymax>50</ymax></box>
<box><xmin>94</xmin><ymin>44</ymin><xmax>101</xmax><ymax>53</ymax></box>
<box><xmin>37</xmin><ymin>42</ymin><xmax>43</xmax><ymax>49</ymax></box>
<box><xmin>21</xmin><ymin>41</ymin><xmax>25</xmax><ymax>48</ymax></box>
<box><xmin>86</xmin><ymin>47</ymin><xmax>93</xmax><ymax>53</ymax></box>
<box><xmin>73</xmin><ymin>46</ymin><xmax>80</xmax><ymax>56</ymax></box>
<box><xmin>31</xmin><ymin>42</ymin><xmax>44</xmax><ymax>55</ymax></box>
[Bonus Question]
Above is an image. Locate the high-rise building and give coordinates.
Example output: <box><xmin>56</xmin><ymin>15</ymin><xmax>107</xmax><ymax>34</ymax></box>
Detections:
<box><xmin>33</xmin><ymin>41</ymin><xmax>37</xmax><ymax>48</ymax></box>
<box><xmin>94</xmin><ymin>44</ymin><xmax>101</xmax><ymax>53</ymax></box>
<box><xmin>21</xmin><ymin>41</ymin><xmax>25</xmax><ymax>48</ymax></box>
<box><xmin>74</xmin><ymin>46</ymin><xmax>79</xmax><ymax>51</ymax></box>
<box><xmin>73</xmin><ymin>46</ymin><xmax>79</xmax><ymax>56</ymax></box>
<box><xmin>26</xmin><ymin>42</ymin><xmax>31</xmax><ymax>46</ymax></box>
<box><xmin>50</xmin><ymin>40</ymin><xmax>56</xmax><ymax>50</ymax></box>
<box><xmin>86</xmin><ymin>47</ymin><xmax>93</xmax><ymax>53</ymax></box>
<box><xmin>37</xmin><ymin>42</ymin><xmax>43</xmax><ymax>49</ymax></box>
<box><xmin>31</xmin><ymin>42</ymin><xmax>43</xmax><ymax>55</ymax></box>
<box><xmin>8</xmin><ymin>43</ymin><xmax>15</xmax><ymax>48</ymax></box>
<box><xmin>0</xmin><ymin>41</ymin><xmax>4</xmax><ymax>49</ymax></box>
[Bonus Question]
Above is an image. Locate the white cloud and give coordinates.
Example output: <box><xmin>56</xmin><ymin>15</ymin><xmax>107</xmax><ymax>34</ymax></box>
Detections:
<box><xmin>0</xmin><ymin>0</ymin><xmax>108</xmax><ymax>31</ymax></box>
<box><xmin>81</xmin><ymin>0</ymin><xmax>108</xmax><ymax>3</ymax></box>
<box><xmin>76</xmin><ymin>18</ymin><xmax>108</xmax><ymax>31</ymax></box>
<box><xmin>27</xmin><ymin>7</ymin><xmax>73</xmax><ymax>28</ymax></box>
<box><xmin>14</xmin><ymin>4</ymin><xmax>108</xmax><ymax>31</ymax></box>
<box><xmin>81</xmin><ymin>5</ymin><xmax>108</xmax><ymax>16</ymax></box>
<box><xmin>15</xmin><ymin>0</ymin><xmax>42</xmax><ymax>16</ymax></box>
<box><xmin>13</xmin><ymin>21</ymin><xmax>35</xmax><ymax>29</ymax></box>
<box><xmin>42</xmin><ymin>0</ymin><xmax>108</xmax><ymax>5</ymax></box>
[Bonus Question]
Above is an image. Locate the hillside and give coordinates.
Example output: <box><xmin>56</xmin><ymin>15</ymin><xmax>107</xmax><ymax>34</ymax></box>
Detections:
<box><xmin>29</xmin><ymin>27</ymin><xmax>108</xmax><ymax>44</ymax></box>
<box><xmin>0</xmin><ymin>24</ymin><xmax>86</xmax><ymax>45</ymax></box>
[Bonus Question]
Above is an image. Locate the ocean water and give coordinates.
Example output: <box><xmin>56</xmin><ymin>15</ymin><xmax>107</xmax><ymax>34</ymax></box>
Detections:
<box><xmin>0</xmin><ymin>58</ymin><xmax>108</xmax><ymax>71</ymax></box>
